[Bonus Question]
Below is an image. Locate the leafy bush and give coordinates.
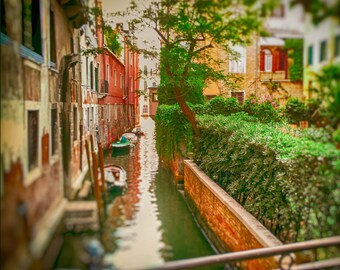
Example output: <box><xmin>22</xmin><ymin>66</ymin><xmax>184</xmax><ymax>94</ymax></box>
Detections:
<box><xmin>284</xmin><ymin>98</ymin><xmax>308</xmax><ymax>124</ymax></box>
<box><xmin>297</xmin><ymin>128</ymin><xmax>332</xmax><ymax>144</ymax></box>
<box><xmin>243</xmin><ymin>98</ymin><xmax>282</xmax><ymax>123</ymax></box>
<box><xmin>194</xmin><ymin>113</ymin><xmax>340</xmax><ymax>243</ymax></box>
<box><xmin>206</xmin><ymin>96</ymin><xmax>242</xmax><ymax>116</ymax></box>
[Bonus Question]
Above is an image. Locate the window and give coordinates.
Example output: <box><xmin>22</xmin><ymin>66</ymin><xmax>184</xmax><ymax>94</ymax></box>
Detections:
<box><xmin>51</xmin><ymin>108</ymin><xmax>58</xmax><ymax>156</ymax></box>
<box><xmin>335</xmin><ymin>35</ymin><xmax>340</xmax><ymax>57</ymax></box>
<box><xmin>114</xmin><ymin>69</ymin><xmax>117</xmax><ymax>86</ymax></box>
<box><xmin>90</xmin><ymin>61</ymin><xmax>93</xmax><ymax>89</ymax></box>
<box><xmin>28</xmin><ymin>110</ymin><xmax>39</xmax><ymax>170</ymax></box>
<box><xmin>231</xmin><ymin>91</ymin><xmax>245</xmax><ymax>104</ymax></box>
<box><xmin>229</xmin><ymin>45</ymin><xmax>246</xmax><ymax>73</ymax></box>
<box><xmin>152</xmin><ymin>93</ymin><xmax>158</xmax><ymax>102</ymax></box>
<box><xmin>1</xmin><ymin>0</ymin><xmax>7</xmax><ymax>34</ymax></box>
<box><xmin>107</xmin><ymin>64</ymin><xmax>110</xmax><ymax>83</ymax></box>
<box><xmin>260</xmin><ymin>49</ymin><xmax>272</xmax><ymax>72</ymax></box>
<box><xmin>95</xmin><ymin>65</ymin><xmax>99</xmax><ymax>91</ymax></box>
<box><xmin>49</xmin><ymin>9</ymin><xmax>56</xmax><ymax>64</ymax></box>
<box><xmin>73</xmin><ymin>107</ymin><xmax>77</xmax><ymax>141</ymax></box>
<box><xmin>123</xmin><ymin>75</ymin><xmax>127</xmax><ymax>96</ymax></box>
<box><xmin>320</xmin><ymin>40</ymin><xmax>327</xmax><ymax>62</ymax></box>
<box><xmin>120</xmin><ymin>74</ymin><xmax>123</xmax><ymax>89</ymax></box>
<box><xmin>21</xmin><ymin>0</ymin><xmax>42</xmax><ymax>55</ymax></box>
<box><xmin>143</xmin><ymin>105</ymin><xmax>148</xmax><ymax>114</ymax></box>
<box><xmin>87</xmin><ymin>108</ymin><xmax>90</xmax><ymax>130</ymax></box>
<box><xmin>308</xmin><ymin>45</ymin><xmax>313</xmax><ymax>65</ymax></box>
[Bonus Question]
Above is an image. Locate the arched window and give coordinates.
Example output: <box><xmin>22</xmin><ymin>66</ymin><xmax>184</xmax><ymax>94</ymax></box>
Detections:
<box><xmin>260</xmin><ymin>49</ymin><xmax>272</xmax><ymax>72</ymax></box>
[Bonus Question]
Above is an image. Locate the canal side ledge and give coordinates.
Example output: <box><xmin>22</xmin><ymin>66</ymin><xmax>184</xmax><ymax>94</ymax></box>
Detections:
<box><xmin>184</xmin><ymin>160</ymin><xmax>292</xmax><ymax>270</ymax></box>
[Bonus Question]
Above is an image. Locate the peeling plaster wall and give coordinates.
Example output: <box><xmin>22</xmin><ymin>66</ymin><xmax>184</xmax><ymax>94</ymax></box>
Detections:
<box><xmin>1</xmin><ymin>0</ymin><xmax>86</xmax><ymax>267</ymax></box>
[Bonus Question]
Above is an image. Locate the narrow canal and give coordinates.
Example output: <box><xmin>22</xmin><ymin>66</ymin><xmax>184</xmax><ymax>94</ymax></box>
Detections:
<box><xmin>55</xmin><ymin>117</ymin><xmax>223</xmax><ymax>270</ymax></box>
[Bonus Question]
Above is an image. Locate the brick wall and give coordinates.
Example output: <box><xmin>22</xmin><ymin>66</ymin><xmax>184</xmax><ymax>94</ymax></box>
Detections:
<box><xmin>184</xmin><ymin>160</ymin><xmax>283</xmax><ymax>270</ymax></box>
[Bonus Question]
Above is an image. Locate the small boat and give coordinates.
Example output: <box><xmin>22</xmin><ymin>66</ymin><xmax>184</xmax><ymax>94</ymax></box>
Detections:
<box><xmin>103</xmin><ymin>164</ymin><xmax>127</xmax><ymax>191</ymax></box>
<box><xmin>111</xmin><ymin>140</ymin><xmax>130</xmax><ymax>151</ymax></box>
<box><xmin>122</xmin><ymin>133</ymin><xmax>138</xmax><ymax>144</ymax></box>
<box><xmin>132</xmin><ymin>126</ymin><xmax>144</xmax><ymax>136</ymax></box>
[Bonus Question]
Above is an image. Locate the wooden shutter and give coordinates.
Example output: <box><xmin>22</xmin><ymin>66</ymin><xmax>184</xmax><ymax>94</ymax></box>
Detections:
<box><xmin>260</xmin><ymin>50</ymin><xmax>265</xmax><ymax>71</ymax></box>
<box><xmin>273</xmin><ymin>49</ymin><xmax>280</xmax><ymax>72</ymax></box>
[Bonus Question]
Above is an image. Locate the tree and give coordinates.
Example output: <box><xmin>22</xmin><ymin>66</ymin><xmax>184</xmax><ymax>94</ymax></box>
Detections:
<box><xmin>315</xmin><ymin>64</ymin><xmax>340</xmax><ymax>128</ymax></box>
<box><xmin>117</xmin><ymin>0</ymin><xmax>269</xmax><ymax>136</ymax></box>
<box><xmin>291</xmin><ymin>0</ymin><xmax>340</xmax><ymax>25</ymax></box>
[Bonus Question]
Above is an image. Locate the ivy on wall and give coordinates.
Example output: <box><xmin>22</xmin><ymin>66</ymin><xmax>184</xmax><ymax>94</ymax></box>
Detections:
<box><xmin>285</xmin><ymin>39</ymin><xmax>303</xmax><ymax>82</ymax></box>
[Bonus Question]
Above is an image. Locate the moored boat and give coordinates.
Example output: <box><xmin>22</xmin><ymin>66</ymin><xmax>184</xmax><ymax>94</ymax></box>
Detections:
<box><xmin>121</xmin><ymin>133</ymin><xmax>138</xmax><ymax>144</ymax></box>
<box><xmin>103</xmin><ymin>164</ymin><xmax>127</xmax><ymax>191</ymax></box>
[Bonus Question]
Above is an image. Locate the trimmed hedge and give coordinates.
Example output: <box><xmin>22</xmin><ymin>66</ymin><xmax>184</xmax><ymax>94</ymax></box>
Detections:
<box><xmin>194</xmin><ymin>113</ymin><xmax>340</xmax><ymax>242</ymax></box>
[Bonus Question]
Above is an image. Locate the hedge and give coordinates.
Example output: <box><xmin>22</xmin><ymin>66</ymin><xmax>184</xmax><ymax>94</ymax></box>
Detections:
<box><xmin>194</xmin><ymin>113</ymin><xmax>340</xmax><ymax>243</ymax></box>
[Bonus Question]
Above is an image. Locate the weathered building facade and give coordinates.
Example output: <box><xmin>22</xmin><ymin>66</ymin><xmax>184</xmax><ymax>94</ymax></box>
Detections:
<box><xmin>204</xmin><ymin>0</ymin><xmax>305</xmax><ymax>105</ymax></box>
<box><xmin>95</xmin><ymin>0</ymin><xmax>140</xmax><ymax>147</ymax></box>
<box><xmin>1</xmin><ymin>0</ymin><xmax>87</xmax><ymax>268</ymax></box>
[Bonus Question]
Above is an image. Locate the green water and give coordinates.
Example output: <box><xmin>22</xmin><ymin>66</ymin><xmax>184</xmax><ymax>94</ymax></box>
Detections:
<box><xmin>55</xmin><ymin>117</ymin><xmax>224</xmax><ymax>270</ymax></box>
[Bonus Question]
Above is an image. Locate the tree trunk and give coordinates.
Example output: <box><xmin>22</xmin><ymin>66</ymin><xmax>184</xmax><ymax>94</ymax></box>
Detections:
<box><xmin>174</xmin><ymin>87</ymin><xmax>200</xmax><ymax>137</ymax></box>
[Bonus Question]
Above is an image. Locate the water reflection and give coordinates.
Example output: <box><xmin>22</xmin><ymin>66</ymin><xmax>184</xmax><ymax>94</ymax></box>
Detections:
<box><xmin>55</xmin><ymin>117</ymin><xmax>224</xmax><ymax>269</ymax></box>
<box><xmin>103</xmin><ymin>117</ymin><xmax>223</xmax><ymax>270</ymax></box>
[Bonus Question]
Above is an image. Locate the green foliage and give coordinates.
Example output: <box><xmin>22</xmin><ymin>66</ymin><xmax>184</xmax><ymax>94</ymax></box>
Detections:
<box><xmin>297</xmin><ymin>128</ymin><xmax>332</xmax><ymax>144</ymax></box>
<box><xmin>104</xmin><ymin>25</ymin><xmax>123</xmax><ymax>56</ymax></box>
<box><xmin>194</xmin><ymin>113</ymin><xmax>340</xmax><ymax>243</ymax></box>
<box><xmin>315</xmin><ymin>64</ymin><xmax>340</xmax><ymax>128</ymax></box>
<box><xmin>243</xmin><ymin>98</ymin><xmax>282</xmax><ymax>123</ymax></box>
<box><xmin>284</xmin><ymin>98</ymin><xmax>308</xmax><ymax>124</ymax></box>
<box><xmin>332</xmin><ymin>129</ymin><xmax>340</xmax><ymax>144</ymax></box>
<box><xmin>155</xmin><ymin>105</ymin><xmax>193</xmax><ymax>162</ymax></box>
<box><xmin>206</xmin><ymin>97</ymin><xmax>242</xmax><ymax>116</ymax></box>
<box><xmin>284</xmin><ymin>39</ymin><xmax>303</xmax><ymax>82</ymax></box>
<box><xmin>122</xmin><ymin>0</ymin><xmax>272</xmax><ymax>134</ymax></box>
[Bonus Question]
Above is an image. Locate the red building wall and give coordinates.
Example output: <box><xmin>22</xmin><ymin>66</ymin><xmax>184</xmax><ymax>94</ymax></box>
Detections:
<box><xmin>98</xmin><ymin>49</ymin><xmax>125</xmax><ymax>105</ymax></box>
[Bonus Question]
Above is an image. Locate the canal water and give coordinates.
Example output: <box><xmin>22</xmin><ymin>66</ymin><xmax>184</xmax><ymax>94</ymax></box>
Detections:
<box><xmin>55</xmin><ymin>117</ymin><xmax>223</xmax><ymax>270</ymax></box>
